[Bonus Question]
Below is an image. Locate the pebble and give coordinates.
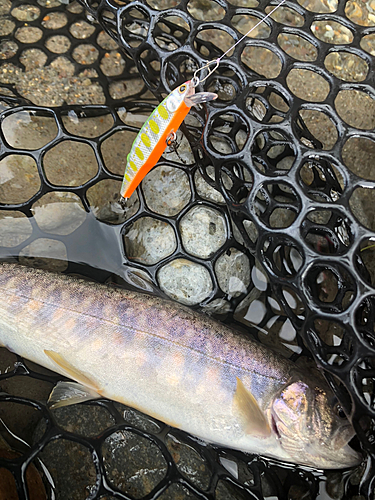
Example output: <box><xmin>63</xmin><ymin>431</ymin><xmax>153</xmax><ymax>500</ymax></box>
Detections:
<box><xmin>158</xmin><ymin>258</ymin><xmax>213</xmax><ymax>305</ymax></box>
<box><xmin>124</xmin><ymin>216</ymin><xmax>176</xmax><ymax>265</ymax></box>
<box><xmin>180</xmin><ymin>205</ymin><xmax>227</xmax><ymax>259</ymax></box>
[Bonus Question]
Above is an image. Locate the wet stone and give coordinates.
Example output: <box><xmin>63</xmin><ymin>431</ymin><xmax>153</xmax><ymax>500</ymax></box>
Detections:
<box><xmin>0</xmin><ymin>154</ymin><xmax>40</xmax><ymax>204</ymax></box>
<box><xmin>349</xmin><ymin>187</ymin><xmax>375</xmax><ymax>231</ymax></box>
<box><xmin>215</xmin><ymin>479</ymin><xmax>250</xmax><ymax>500</ymax></box>
<box><xmin>31</xmin><ymin>191</ymin><xmax>87</xmax><ymax>235</ymax></box>
<box><xmin>202</xmin><ymin>297</ymin><xmax>231</xmax><ymax>317</ymax></box>
<box><xmin>158</xmin><ymin>258</ymin><xmax>213</xmax><ymax>305</ymax></box>
<box><xmin>102</xmin><ymin>430</ymin><xmax>168</xmax><ymax>499</ymax></box>
<box><xmin>43</xmin><ymin>140</ymin><xmax>98</xmax><ymax>186</ymax></box>
<box><xmin>19</xmin><ymin>238</ymin><xmax>68</xmax><ymax>271</ymax></box>
<box><xmin>158</xmin><ymin>483</ymin><xmax>199</xmax><ymax>499</ymax></box>
<box><xmin>0</xmin><ymin>0</ymin><xmax>11</xmax><ymax>16</ymax></box>
<box><xmin>87</xmin><ymin>179</ymin><xmax>126</xmax><ymax>224</ymax></box>
<box><xmin>166</xmin><ymin>434</ymin><xmax>210</xmax><ymax>490</ymax></box>
<box><xmin>97</xmin><ymin>30</ymin><xmax>120</xmax><ymax>50</ymax></box>
<box><xmin>101</xmin><ymin>129</ymin><xmax>138</xmax><ymax>176</ymax></box>
<box><xmin>72</xmin><ymin>43</ymin><xmax>99</xmax><ymax>65</ymax></box>
<box><xmin>124</xmin><ymin>216</ymin><xmax>176</xmax><ymax>265</ymax></box>
<box><xmin>2</xmin><ymin>111</ymin><xmax>58</xmax><ymax>150</ymax></box>
<box><xmin>142</xmin><ymin>165</ymin><xmax>191</xmax><ymax>216</ymax></box>
<box><xmin>163</xmin><ymin>130</ymin><xmax>194</xmax><ymax>164</ymax></box>
<box><xmin>62</xmin><ymin>111</ymin><xmax>114</xmax><ymax>138</ymax></box>
<box><xmin>286</xmin><ymin>68</ymin><xmax>330</xmax><ymax>102</ymax></box>
<box><xmin>35</xmin><ymin>438</ymin><xmax>97</xmax><ymax>500</ymax></box>
<box><xmin>52</xmin><ymin>403</ymin><xmax>115</xmax><ymax>437</ymax></box>
<box><xmin>0</xmin><ymin>398</ymin><xmax>50</xmax><ymax>446</ymax></box>
<box><xmin>180</xmin><ymin>205</ymin><xmax>227</xmax><ymax>259</ymax></box>
<box><xmin>37</xmin><ymin>0</ymin><xmax>62</xmax><ymax>7</ymax></box>
<box><xmin>215</xmin><ymin>248</ymin><xmax>250</xmax><ymax>298</ymax></box>
<box><xmin>114</xmin><ymin>403</ymin><xmax>162</xmax><ymax>434</ymax></box>
<box><xmin>194</xmin><ymin>168</ymin><xmax>225</xmax><ymax>204</ymax></box>
<box><xmin>0</xmin><ymin>211</ymin><xmax>32</xmax><ymax>247</ymax></box>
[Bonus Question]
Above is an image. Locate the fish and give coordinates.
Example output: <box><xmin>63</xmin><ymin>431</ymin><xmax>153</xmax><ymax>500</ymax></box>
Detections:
<box><xmin>0</xmin><ymin>262</ymin><xmax>361</xmax><ymax>469</ymax></box>
<box><xmin>120</xmin><ymin>80</ymin><xmax>217</xmax><ymax>200</ymax></box>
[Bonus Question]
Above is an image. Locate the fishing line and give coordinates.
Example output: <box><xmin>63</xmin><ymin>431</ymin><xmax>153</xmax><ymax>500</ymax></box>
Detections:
<box><xmin>119</xmin><ymin>0</ymin><xmax>287</xmax><ymax>201</ymax></box>
<box><xmin>193</xmin><ymin>0</ymin><xmax>287</xmax><ymax>86</ymax></box>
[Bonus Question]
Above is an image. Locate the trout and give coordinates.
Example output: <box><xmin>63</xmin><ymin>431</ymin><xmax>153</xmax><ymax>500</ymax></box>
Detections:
<box><xmin>0</xmin><ymin>263</ymin><xmax>361</xmax><ymax>469</ymax></box>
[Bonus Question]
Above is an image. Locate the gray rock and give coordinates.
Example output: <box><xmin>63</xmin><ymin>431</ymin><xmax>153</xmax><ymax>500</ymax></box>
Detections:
<box><xmin>31</xmin><ymin>191</ymin><xmax>87</xmax><ymax>235</ymax></box>
<box><xmin>142</xmin><ymin>165</ymin><xmax>191</xmax><ymax>217</ymax></box>
<box><xmin>124</xmin><ymin>216</ymin><xmax>176</xmax><ymax>265</ymax></box>
<box><xmin>102</xmin><ymin>429</ymin><xmax>167</xmax><ymax>499</ymax></box>
<box><xmin>215</xmin><ymin>248</ymin><xmax>250</xmax><ymax>298</ymax></box>
<box><xmin>180</xmin><ymin>205</ymin><xmax>227</xmax><ymax>259</ymax></box>
<box><xmin>158</xmin><ymin>258</ymin><xmax>213</xmax><ymax>305</ymax></box>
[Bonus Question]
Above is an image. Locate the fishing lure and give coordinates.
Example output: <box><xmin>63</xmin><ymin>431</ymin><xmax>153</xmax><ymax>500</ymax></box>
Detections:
<box><xmin>120</xmin><ymin>80</ymin><xmax>217</xmax><ymax>200</ymax></box>
<box><xmin>120</xmin><ymin>0</ymin><xmax>286</xmax><ymax>202</ymax></box>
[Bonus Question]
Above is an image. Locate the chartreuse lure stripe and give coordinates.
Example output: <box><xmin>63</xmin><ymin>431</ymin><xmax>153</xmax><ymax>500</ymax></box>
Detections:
<box><xmin>120</xmin><ymin>80</ymin><xmax>217</xmax><ymax>200</ymax></box>
<box><xmin>120</xmin><ymin>0</ymin><xmax>288</xmax><ymax>200</ymax></box>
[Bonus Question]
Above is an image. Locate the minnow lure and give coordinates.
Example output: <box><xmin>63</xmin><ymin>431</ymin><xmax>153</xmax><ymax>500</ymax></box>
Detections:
<box><xmin>120</xmin><ymin>0</ymin><xmax>287</xmax><ymax>201</ymax></box>
<box><xmin>120</xmin><ymin>80</ymin><xmax>217</xmax><ymax>200</ymax></box>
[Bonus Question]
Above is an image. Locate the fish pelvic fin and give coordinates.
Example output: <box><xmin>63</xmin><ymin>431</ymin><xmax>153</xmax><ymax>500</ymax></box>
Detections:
<box><xmin>44</xmin><ymin>350</ymin><xmax>102</xmax><ymax>393</ymax></box>
<box><xmin>233</xmin><ymin>377</ymin><xmax>271</xmax><ymax>438</ymax></box>
<box><xmin>48</xmin><ymin>381</ymin><xmax>101</xmax><ymax>409</ymax></box>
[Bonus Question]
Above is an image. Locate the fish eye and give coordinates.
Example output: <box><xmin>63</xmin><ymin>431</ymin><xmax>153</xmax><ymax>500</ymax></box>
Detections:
<box><xmin>335</xmin><ymin>404</ymin><xmax>347</xmax><ymax>419</ymax></box>
<box><xmin>179</xmin><ymin>85</ymin><xmax>186</xmax><ymax>93</ymax></box>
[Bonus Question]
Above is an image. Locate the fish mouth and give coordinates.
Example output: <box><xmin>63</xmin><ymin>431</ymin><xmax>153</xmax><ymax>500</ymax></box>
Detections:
<box><xmin>271</xmin><ymin>410</ymin><xmax>362</xmax><ymax>469</ymax></box>
<box><xmin>330</xmin><ymin>426</ymin><xmax>362</xmax><ymax>468</ymax></box>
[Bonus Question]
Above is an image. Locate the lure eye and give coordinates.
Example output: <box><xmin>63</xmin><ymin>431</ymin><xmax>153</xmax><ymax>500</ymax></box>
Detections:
<box><xmin>179</xmin><ymin>84</ymin><xmax>186</xmax><ymax>93</ymax></box>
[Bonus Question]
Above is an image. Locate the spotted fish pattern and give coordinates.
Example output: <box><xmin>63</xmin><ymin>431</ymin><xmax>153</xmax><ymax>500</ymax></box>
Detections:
<box><xmin>0</xmin><ymin>263</ymin><xmax>361</xmax><ymax>469</ymax></box>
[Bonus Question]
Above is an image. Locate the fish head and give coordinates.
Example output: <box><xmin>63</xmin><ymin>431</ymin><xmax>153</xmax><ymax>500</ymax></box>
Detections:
<box><xmin>271</xmin><ymin>380</ymin><xmax>361</xmax><ymax>469</ymax></box>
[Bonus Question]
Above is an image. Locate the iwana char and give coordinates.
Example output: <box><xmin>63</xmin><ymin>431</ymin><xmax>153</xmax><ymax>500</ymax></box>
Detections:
<box><xmin>0</xmin><ymin>263</ymin><xmax>361</xmax><ymax>469</ymax></box>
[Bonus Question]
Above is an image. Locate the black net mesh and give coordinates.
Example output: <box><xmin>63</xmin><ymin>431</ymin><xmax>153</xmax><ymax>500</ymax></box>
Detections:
<box><xmin>0</xmin><ymin>0</ymin><xmax>374</xmax><ymax>498</ymax></box>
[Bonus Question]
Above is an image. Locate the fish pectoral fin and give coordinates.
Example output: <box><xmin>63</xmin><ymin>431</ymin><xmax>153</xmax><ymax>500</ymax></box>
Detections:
<box><xmin>47</xmin><ymin>381</ymin><xmax>101</xmax><ymax>409</ymax></box>
<box><xmin>44</xmin><ymin>350</ymin><xmax>102</xmax><ymax>393</ymax></box>
<box><xmin>233</xmin><ymin>377</ymin><xmax>271</xmax><ymax>438</ymax></box>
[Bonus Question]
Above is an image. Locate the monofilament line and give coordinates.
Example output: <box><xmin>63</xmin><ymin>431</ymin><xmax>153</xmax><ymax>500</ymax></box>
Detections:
<box><xmin>220</xmin><ymin>0</ymin><xmax>287</xmax><ymax>60</ymax></box>
<box><xmin>195</xmin><ymin>0</ymin><xmax>287</xmax><ymax>84</ymax></box>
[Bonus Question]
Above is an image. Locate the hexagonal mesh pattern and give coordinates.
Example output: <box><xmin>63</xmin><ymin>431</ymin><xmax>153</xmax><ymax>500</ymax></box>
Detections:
<box><xmin>0</xmin><ymin>0</ymin><xmax>375</xmax><ymax>498</ymax></box>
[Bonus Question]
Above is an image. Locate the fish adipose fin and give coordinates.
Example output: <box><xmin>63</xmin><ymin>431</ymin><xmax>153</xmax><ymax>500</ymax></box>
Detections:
<box><xmin>48</xmin><ymin>381</ymin><xmax>101</xmax><ymax>409</ymax></box>
<box><xmin>44</xmin><ymin>350</ymin><xmax>102</xmax><ymax>393</ymax></box>
<box><xmin>233</xmin><ymin>377</ymin><xmax>271</xmax><ymax>438</ymax></box>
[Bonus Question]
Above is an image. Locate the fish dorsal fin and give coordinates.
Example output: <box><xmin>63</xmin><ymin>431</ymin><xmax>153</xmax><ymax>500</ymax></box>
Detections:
<box><xmin>48</xmin><ymin>381</ymin><xmax>100</xmax><ymax>409</ymax></box>
<box><xmin>44</xmin><ymin>350</ymin><xmax>102</xmax><ymax>393</ymax></box>
<box><xmin>233</xmin><ymin>377</ymin><xmax>271</xmax><ymax>438</ymax></box>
